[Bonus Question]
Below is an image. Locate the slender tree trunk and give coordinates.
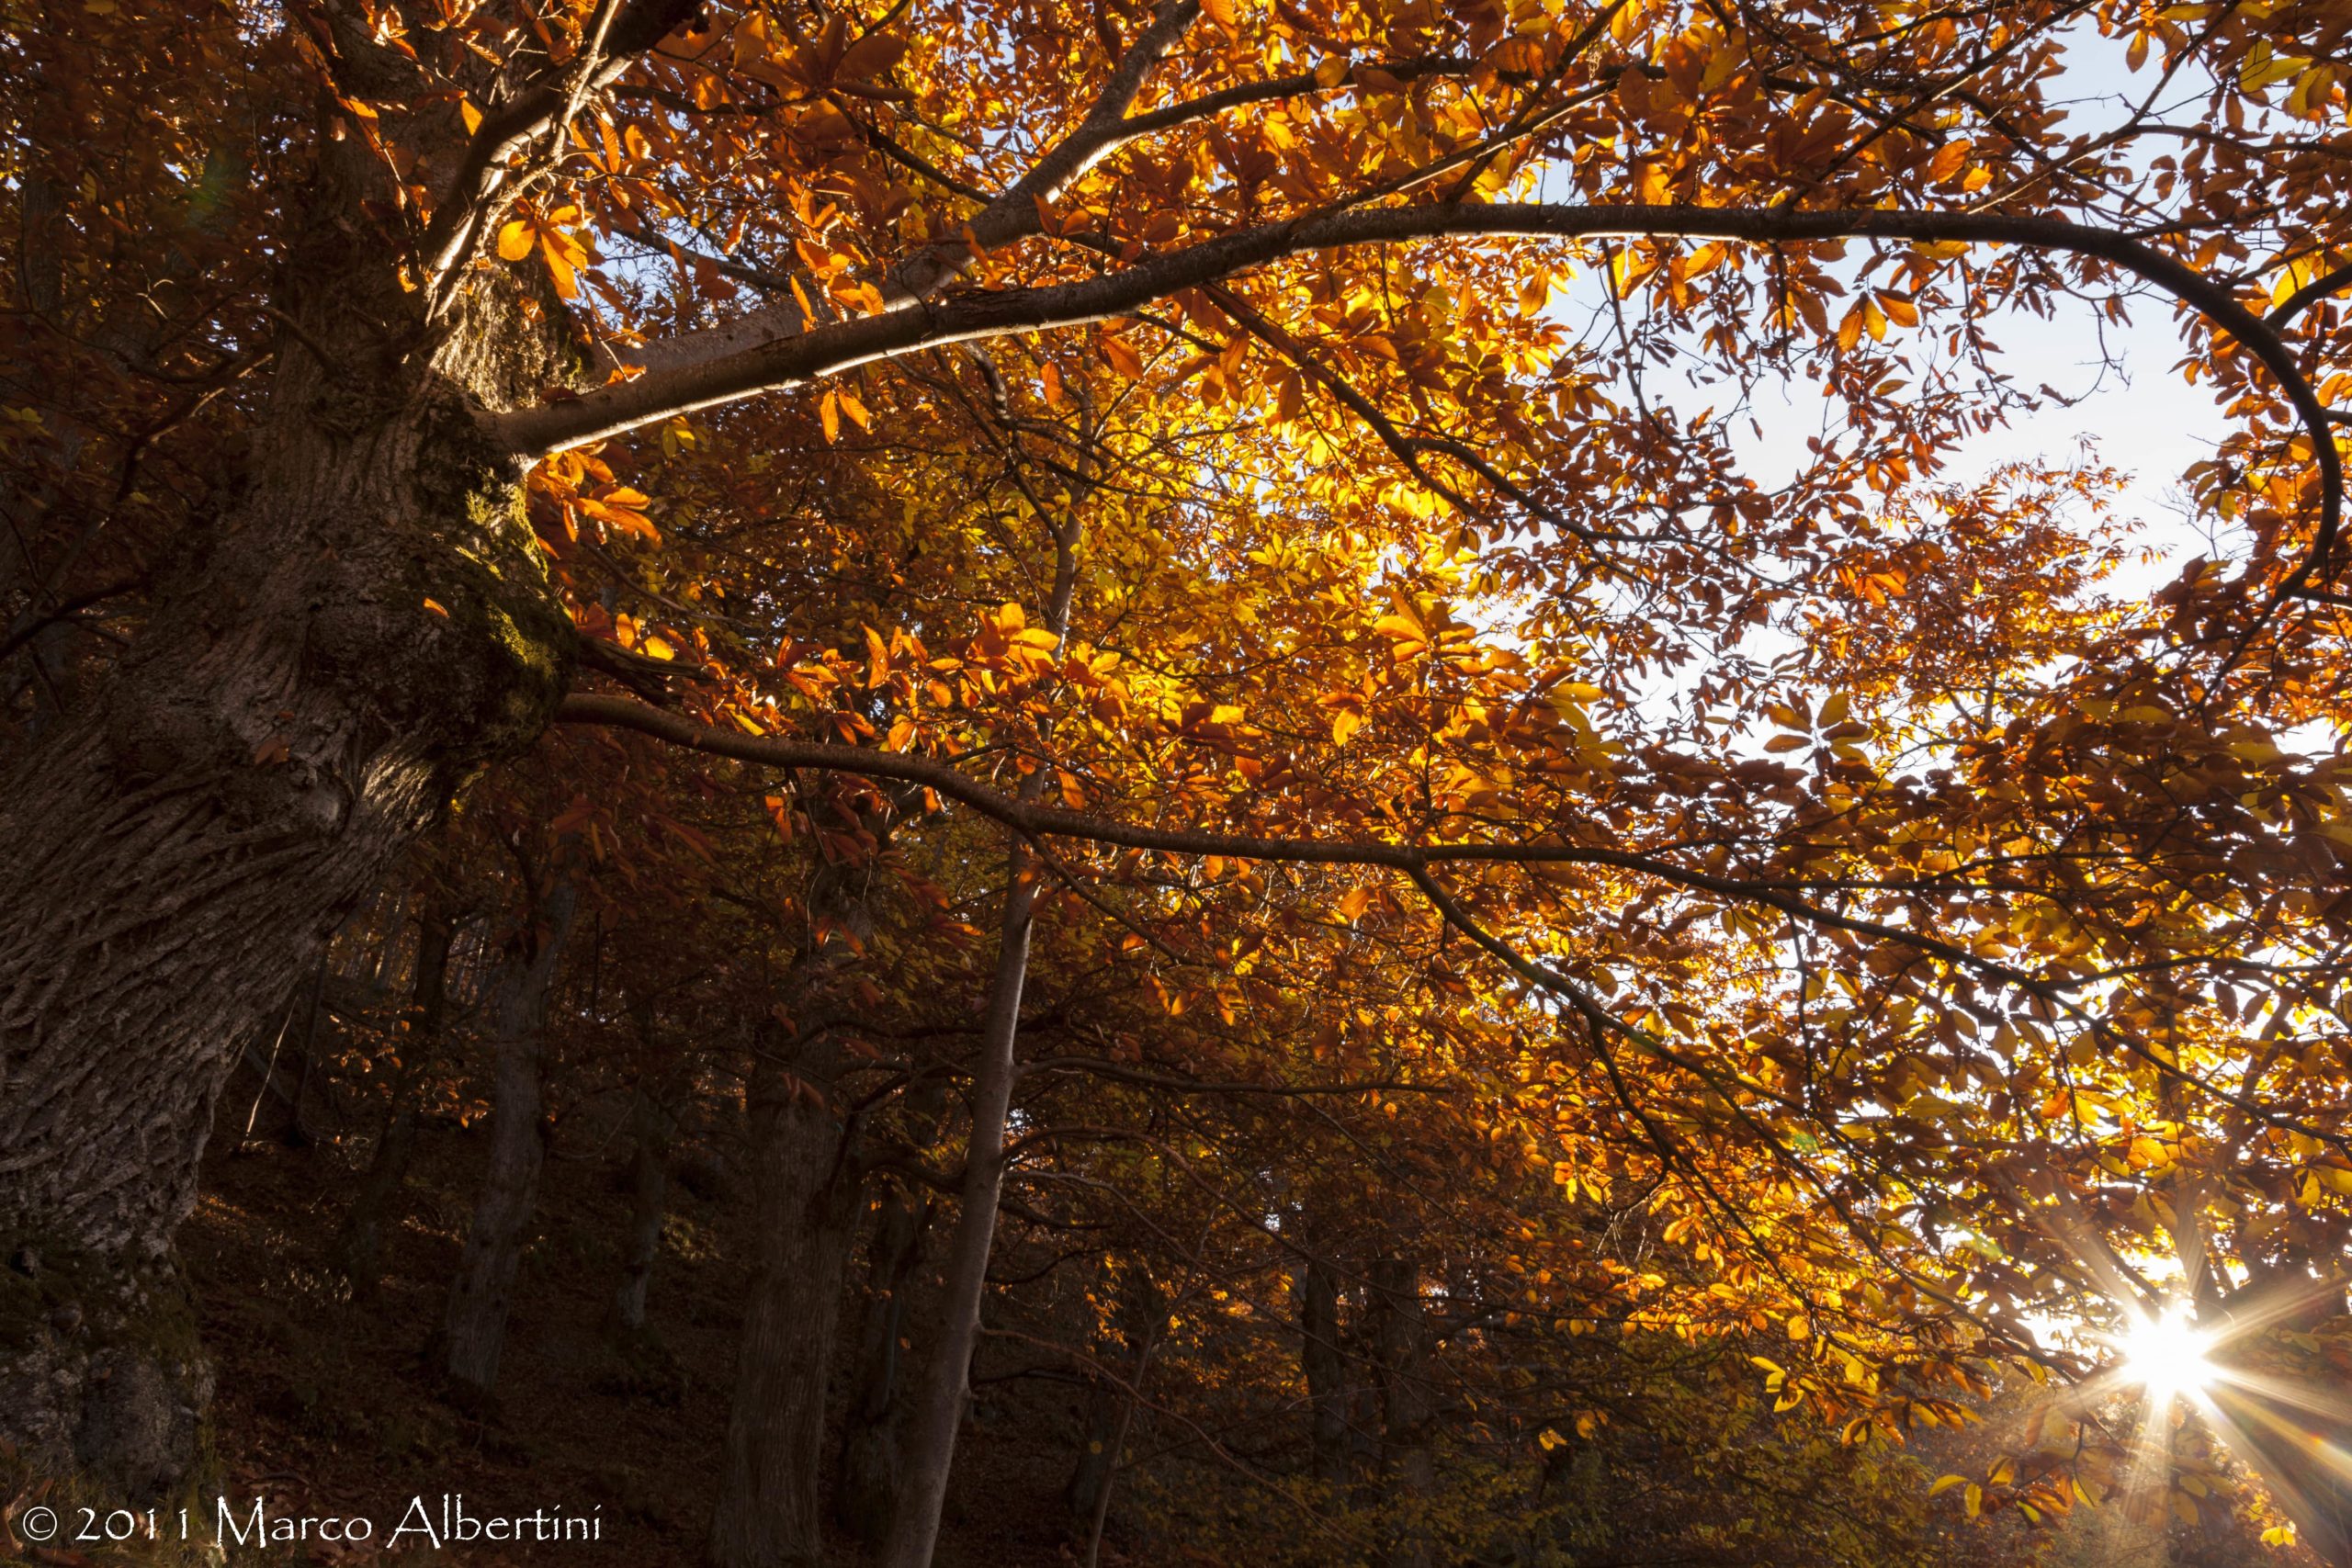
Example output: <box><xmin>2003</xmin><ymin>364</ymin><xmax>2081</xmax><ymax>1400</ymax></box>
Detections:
<box><xmin>707</xmin><ymin>1030</ymin><xmax>863</xmax><ymax>1568</ymax></box>
<box><xmin>1372</xmin><ymin>1255</ymin><xmax>1436</xmax><ymax>1568</ymax></box>
<box><xmin>1066</xmin><ymin>1269</ymin><xmax>1162</xmax><ymax>1534</ymax></box>
<box><xmin>441</xmin><ymin>883</ymin><xmax>578</xmax><ymax>1404</ymax></box>
<box><xmin>1301</xmin><ymin>1255</ymin><xmax>1351</xmax><ymax>1489</ymax></box>
<box><xmin>606</xmin><ymin>1087</ymin><xmax>676</xmax><ymax>1337</ymax></box>
<box><xmin>834</xmin><ymin>1171</ymin><xmax>934</xmax><ymax>1542</ymax></box>
<box><xmin>331</xmin><ymin>900</ymin><xmax>458</xmax><ymax>1303</ymax></box>
<box><xmin>877</xmin><ymin>866</ymin><xmax>1039</xmax><ymax>1568</ymax></box>
<box><xmin>877</xmin><ymin>481</ymin><xmax>1082</xmax><ymax>1568</ymax></box>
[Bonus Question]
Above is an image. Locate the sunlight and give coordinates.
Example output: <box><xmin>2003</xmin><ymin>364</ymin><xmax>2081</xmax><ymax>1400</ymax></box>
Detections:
<box><xmin>2118</xmin><ymin>1307</ymin><xmax>2216</xmax><ymax>1404</ymax></box>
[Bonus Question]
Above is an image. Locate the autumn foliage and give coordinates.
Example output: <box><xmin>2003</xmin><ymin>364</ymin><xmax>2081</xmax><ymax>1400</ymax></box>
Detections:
<box><xmin>5</xmin><ymin>0</ymin><xmax>2352</xmax><ymax>1562</ymax></box>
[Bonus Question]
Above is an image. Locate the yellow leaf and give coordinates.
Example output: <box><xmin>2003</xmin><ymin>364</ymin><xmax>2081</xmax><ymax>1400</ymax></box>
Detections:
<box><xmin>1338</xmin><ymin>885</ymin><xmax>1374</xmax><ymax>921</ymax></box>
<box><xmin>460</xmin><ymin>98</ymin><xmax>484</xmax><ymax>136</ymax></box>
<box><xmin>1331</xmin><ymin>708</ymin><xmax>1363</xmax><ymax>745</ymax></box>
<box><xmin>497</xmin><ymin>220</ymin><xmax>536</xmax><ymax>262</ymax></box>
<box><xmin>820</xmin><ymin>390</ymin><xmax>842</xmax><ymax>444</ymax></box>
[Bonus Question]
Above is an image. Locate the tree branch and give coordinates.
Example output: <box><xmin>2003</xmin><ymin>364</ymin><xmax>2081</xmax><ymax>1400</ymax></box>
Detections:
<box><xmin>417</xmin><ymin>0</ymin><xmax>702</xmax><ymax>303</ymax></box>
<box><xmin>492</xmin><ymin>204</ymin><xmax>2338</xmax><ymax>592</ymax></box>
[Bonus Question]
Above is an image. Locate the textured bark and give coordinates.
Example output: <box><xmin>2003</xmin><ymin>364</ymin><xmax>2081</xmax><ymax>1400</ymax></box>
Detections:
<box><xmin>606</xmin><ymin>1087</ymin><xmax>676</xmax><ymax>1337</ymax></box>
<box><xmin>330</xmin><ymin>901</ymin><xmax>458</xmax><ymax>1303</ymax></box>
<box><xmin>707</xmin><ymin>1031</ymin><xmax>862</xmax><ymax>1568</ymax></box>
<box><xmin>0</xmin><ymin>59</ymin><xmax>594</xmax><ymax>1480</ymax></box>
<box><xmin>1300</xmin><ymin>1257</ymin><xmax>1351</xmax><ymax>1488</ymax></box>
<box><xmin>834</xmin><ymin>1172</ymin><xmax>933</xmax><ymax>1542</ymax></box>
<box><xmin>441</xmin><ymin>883</ymin><xmax>579</xmax><ymax>1404</ymax></box>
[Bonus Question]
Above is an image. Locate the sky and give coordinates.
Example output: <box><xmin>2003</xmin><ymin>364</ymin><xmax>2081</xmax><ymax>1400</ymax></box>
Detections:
<box><xmin>1565</xmin><ymin>23</ymin><xmax>2245</xmax><ymax>604</ymax></box>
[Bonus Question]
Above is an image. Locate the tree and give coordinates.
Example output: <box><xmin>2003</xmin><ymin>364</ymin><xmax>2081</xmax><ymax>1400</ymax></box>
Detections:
<box><xmin>4</xmin><ymin>0</ymin><xmax>2350</xmax><ymax>1548</ymax></box>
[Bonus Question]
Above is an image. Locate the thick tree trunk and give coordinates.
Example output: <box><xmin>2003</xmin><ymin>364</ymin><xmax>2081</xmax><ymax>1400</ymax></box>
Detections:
<box><xmin>1300</xmin><ymin>1255</ymin><xmax>1351</xmax><ymax>1489</ymax></box>
<box><xmin>834</xmin><ymin>1171</ymin><xmax>933</xmax><ymax>1542</ymax></box>
<box><xmin>707</xmin><ymin>1031</ymin><xmax>862</xmax><ymax>1568</ymax></box>
<box><xmin>0</xmin><ymin>87</ymin><xmax>585</xmax><ymax>1483</ymax></box>
<box><xmin>441</xmin><ymin>883</ymin><xmax>578</xmax><ymax>1404</ymax></box>
<box><xmin>331</xmin><ymin>900</ymin><xmax>458</xmax><ymax>1303</ymax></box>
<box><xmin>606</xmin><ymin>1087</ymin><xmax>676</xmax><ymax>1337</ymax></box>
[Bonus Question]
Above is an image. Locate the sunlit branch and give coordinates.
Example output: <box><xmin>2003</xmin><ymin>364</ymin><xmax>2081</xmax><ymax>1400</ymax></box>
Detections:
<box><xmin>494</xmin><ymin>205</ymin><xmax>2341</xmax><ymax>600</ymax></box>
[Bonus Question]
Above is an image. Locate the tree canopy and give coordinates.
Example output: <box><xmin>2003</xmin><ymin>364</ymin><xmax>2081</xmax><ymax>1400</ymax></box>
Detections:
<box><xmin>4</xmin><ymin>0</ymin><xmax>2352</xmax><ymax>1562</ymax></box>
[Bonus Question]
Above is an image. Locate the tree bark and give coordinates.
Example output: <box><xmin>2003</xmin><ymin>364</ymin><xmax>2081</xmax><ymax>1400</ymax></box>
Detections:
<box><xmin>707</xmin><ymin>1029</ymin><xmax>863</xmax><ymax>1568</ymax></box>
<box><xmin>834</xmin><ymin>1170</ymin><xmax>933</xmax><ymax>1543</ymax></box>
<box><xmin>331</xmin><ymin>900</ymin><xmax>458</xmax><ymax>1303</ymax></box>
<box><xmin>1065</xmin><ymin>1268</ymin><xmax>1162</xmax><ymax>1539</ymax></box>
<box><xmin>440</xmin><ymin>882</ymin><xmax>578</xmax><ymax>1404</ymax></box>
<box><xmin>0</xmin><ymin>129</ymin><xmax>582</xmax><ymax>1486</ymax></box>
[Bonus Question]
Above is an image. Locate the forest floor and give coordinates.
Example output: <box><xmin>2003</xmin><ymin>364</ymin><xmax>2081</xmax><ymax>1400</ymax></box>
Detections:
<box><xmin>161</xmin><ymin>1117</ymin><xmax>1100</xmax><ymax>1567</ymax></box>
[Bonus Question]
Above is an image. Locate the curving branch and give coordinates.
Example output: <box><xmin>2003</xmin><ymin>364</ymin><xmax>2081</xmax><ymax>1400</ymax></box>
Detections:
<box><xmin>494</xmin><ymin>203</ymin><xmax>2340</xmax><ymax>593</ymax></box>
<box><xmin>559</xmin><ymin>691</ymin><xmax>2352</xmax><ymax>1155</ymax></box>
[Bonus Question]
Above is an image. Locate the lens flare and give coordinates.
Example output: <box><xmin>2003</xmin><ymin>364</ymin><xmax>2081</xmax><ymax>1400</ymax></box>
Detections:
<box><xmin>2118</xmin><ymin>1306</ymin><xmax>2215</xmax><ymax>1404</ymax></box>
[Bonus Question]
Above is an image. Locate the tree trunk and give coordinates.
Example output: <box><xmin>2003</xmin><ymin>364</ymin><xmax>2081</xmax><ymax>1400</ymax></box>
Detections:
<box><xmin>834</xmin><ymin>1171</ymin><xmax>933</xmax><ymax>1543</ymax></box>
<box><xmin>1372</xmin><ymin>1255</ymin><xmax>1436</xmax><ymax>1568</ymax></box>
<box><xmin>331</xmin><ymin>900</ymin><xmax>458</xmax><ymax>1303</ymax></box>
<box><xmin>1065</xmin><ymin>1268</ymin><xmax>1162</xmax><ymax>1538</ymax></box>
<box><xmin>1300</xmin><ymin>1255</ymin><xmax>1351</xmax><ymax>1489</ymax></box>
<box><xmin>877</xmin><ymin>865</ymin><xmax>1039</xmax><ymax>1568</ymax></box>
<box><xmin>877</xmin><ymin>503</ymin><xmax>1078</xmax><ymax>1568</ymax></box>
<box><xmin>707</xmin><ymin>1030</ymin><xmax>863</xmax><ymax>1568</ymax></box>
<box><xmin>0</xmin><ymin>121</ymin><xmax>582</xmax><ymax>1484</ymax></box>
<box><xmin>606</xmin><ymin>1086</ymin><xmax>676</xmax><ymax>1337</ymax></box>
<box><xmin>441</xmin><ymin>882</ymin><xmax>578</xmax><ymax>1404</ymax></box>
